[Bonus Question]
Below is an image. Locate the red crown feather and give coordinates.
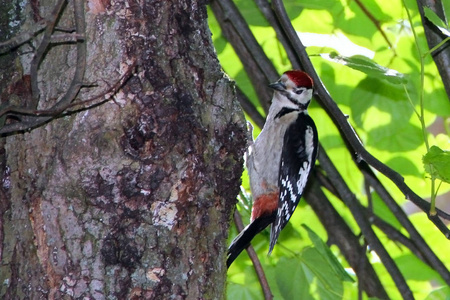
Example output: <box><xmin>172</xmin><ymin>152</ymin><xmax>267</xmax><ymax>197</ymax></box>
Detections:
<box><xmin>284</xmin><ymin>70</ymin><xmax>314</xmax><ymax>89</ymax></box>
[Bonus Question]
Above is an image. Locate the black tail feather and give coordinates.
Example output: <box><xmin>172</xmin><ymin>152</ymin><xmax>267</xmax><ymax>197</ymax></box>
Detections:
<box><xmin>227</xmin><ymin>212</ymin><xmax>276</xmax><ymax>268</ymax></box>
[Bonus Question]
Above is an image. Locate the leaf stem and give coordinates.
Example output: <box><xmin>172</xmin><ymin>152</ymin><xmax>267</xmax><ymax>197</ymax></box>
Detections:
<box><xmin>402</xmin><ymin>0</ymin><xmax>442</xmax><ymax>215</ymax></box>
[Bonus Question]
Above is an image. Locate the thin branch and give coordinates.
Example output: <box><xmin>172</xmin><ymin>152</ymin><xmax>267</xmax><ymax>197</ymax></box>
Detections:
<box><xmin>213</xmin><ymin>0</ymin><xmax>279</xmax><ymax>79</ymax></box>
<box><xmin>363</xmin><ymin>169</ymin><xmax>450</xmax><ymax>285</ymax></box>
<box><xmin>30</xmin><ymin>0</ymin><xmax>68</xmax><ymax>105</ymax></box>
<box><xmin>312</xmin><ymin>110</ymin><xmax>450</xmax><ymax>285</ymax></box>
<box><xmin>49</xmin><ymin>33</ymin><xmax>84</xmax><ymax>43</ymax></box>
<box><xmin>0</xmin><ymin>65</ymin><xmax>136</xmax><ymax>136</ymax></box>
<box><xmin>0</xmin><ymin>0</ymin><xmax>87</xmax><ymax>136</ymax></box>
<box><xmin>314</xmin><ymin>166</ymin><xmax>340</xmax><ymax>198</ymax></box>
<box><xmin>325</xmin><ymin>109</ymin><xmax>450</xmax><ymax>284</ymax></box>
<box><xmin>52</xmin><ymin>0</ymin><xmax>86</xmax><ymax>111</ymax></box>
<box><xmin>253</xmin><ymin>0</ymin><xmax>302</xmax><ymax>69</ymax></box>
<box><xmin>370</xmin><ymin>215</ymin><xmax>425</xmax><ymax>261</ymax></box>
<box><xmin>0</xmin><ymin>21</ymin><xmax>47</xmax><ymax>54</ymax></box>
<box><xmin>353</xmin><ymin>0</ymin><xmax>397</xmax><ymax>56</ymax></box>
<box><xmin>365</xmin><ymin>176</ymin><xmax>373</xmax><ymax>212</ymax></box>
<box><xmin>0</xmin><ymin>116</ymin><xmax>53</xmax><ymax>134</ymax></box>
<box><xmin>316</xmin><ymin>147</ymin><xmax>414</xmax><ymax>299</ymax></box>
<box><xmin>210</xmin><ymin>0</ymin><xmax>279</xmax><ymax>113</ymax></box>
<box><xmin>0</xmin><ymin>62</ymin><xmax>135</xmax><ymax>120</ymax></box>
<box><xmin>233</xmin><ymin>210</ymin><xmax>273</xmax><ymax>300</ymax></box>
<box><xmin>305</xmin><ymin>172</ymin><xmax>389</xmax><ymax>299</ymax></box>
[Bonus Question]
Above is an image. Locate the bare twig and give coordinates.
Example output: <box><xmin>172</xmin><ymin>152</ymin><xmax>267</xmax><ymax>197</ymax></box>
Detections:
<box><xmin>0</xmin><ymin>21</ymin><xmax>47</xmax><ymax>54</ymax></box>
<box><xmin>370</xmin><ymin>215</ymin><xmax>425</xmax><ymax>259</ymax></box>
<box><xmin>50</xmin><ymin>33</ymin><xmax>85</xmax><ymax>44</ymax></box>
<box><xmin>314</xmin><ymin>166</ymin><xmax>340</xmax><ymax>198</ymax></box>
<box><xmin>233</xmin><ymin>210</ymin><xmax>273</xmax><ymax>300</ymax></box>
<box><xmin>0</xmin><ymin>0</ymin><xmax>88</xmax><ymax>135</ymax></box>
<box><xmin>317</xmin><ymin>153</ymin><xmax>447</xmax><ymax>278</ymax></box>
<box><xmin>0</xmin><ymin>62</ymin><xmax>135</xmax><ymax>122</ymax></box>
<box><xmin>51</xmin><ymin>0</ymin><xmax>86</xmax><ymax>111</ymax></box>
<box><xmin>30</xmin><ymin>0</ymin><xmax>68</xmax><ymax>105</ymax></box>
<box><xmin>353</xmin><ymin>0</ymin><xmax>396</xmax><ymax>56</ymax></box>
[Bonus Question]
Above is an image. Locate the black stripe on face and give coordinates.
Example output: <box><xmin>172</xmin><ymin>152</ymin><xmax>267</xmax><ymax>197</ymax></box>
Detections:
<box><xmin>274</xmin><ymin>107</ymin><xmax>299</xmax><ymax>119</ymax></box>
<box><xmin>286</xmin><ymin>93</ymin><xmax>308</xmax><ymax>110</ymax></box>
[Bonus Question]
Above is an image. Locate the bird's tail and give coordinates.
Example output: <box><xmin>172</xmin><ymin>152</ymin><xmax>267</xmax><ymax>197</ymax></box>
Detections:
<box><xmin>227</xmin><ymin>212</ymin><xmax>276</xmax><ymax>268</ymax></box>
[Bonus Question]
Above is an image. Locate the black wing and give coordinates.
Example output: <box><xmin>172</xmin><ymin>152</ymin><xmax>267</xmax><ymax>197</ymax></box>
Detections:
<box><xmin>269</xmin><ymin>112</ymin><xmax>318</xmax><ymax>253</ymax></box>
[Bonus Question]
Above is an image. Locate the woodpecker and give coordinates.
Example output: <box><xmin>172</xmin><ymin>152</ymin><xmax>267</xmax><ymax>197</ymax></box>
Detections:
<box><xmin>227</xmin><ymin>70</ymin><xmax>318</xmax><ymax>267</ymax></box>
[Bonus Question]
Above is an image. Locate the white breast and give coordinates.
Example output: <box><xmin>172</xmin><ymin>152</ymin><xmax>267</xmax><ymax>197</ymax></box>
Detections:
<box><xmin>246</xmin><ymin>109</ymin><xmax>298</xmax><ymax>199</ymax></box>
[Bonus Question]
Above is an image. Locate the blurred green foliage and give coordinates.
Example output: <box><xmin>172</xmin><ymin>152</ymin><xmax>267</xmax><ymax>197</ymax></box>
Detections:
<box><xmin>208</xmin><ymin>0</ymin><xmax>450</xmax><ymax>299</ymax></box>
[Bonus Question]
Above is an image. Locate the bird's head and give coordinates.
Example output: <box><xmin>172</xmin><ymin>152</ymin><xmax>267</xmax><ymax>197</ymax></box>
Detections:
<box><xmin>269</xmin><ymin>70</ymin><xmax>314</xmax><ymax>110</ymax></box>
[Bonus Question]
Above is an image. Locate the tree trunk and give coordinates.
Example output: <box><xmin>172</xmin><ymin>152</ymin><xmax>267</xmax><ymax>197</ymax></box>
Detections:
<box><xmin>0</xmin><ymin>0</ymin><xmax>246</xmax><ymax>299</ymax></box>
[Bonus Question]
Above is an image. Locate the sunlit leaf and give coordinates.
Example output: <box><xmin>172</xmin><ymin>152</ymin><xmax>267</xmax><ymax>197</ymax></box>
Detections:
<box><xmin>227</xmin><ymin>282</ymin><xmax>262</xmax><ymax>300</ymax></box>
<box><xmin>395</xmin><ymin>254</ymin><xmax>443</xmax><ymax>282</ymax></box>
<box><xmin>424</xmin><ymin>286</ymin><xmax>450</xmax><ymax>300</ymax></box>
<box><xmin>300</xmin><ymin>248</ymin><xmax>345</xmax><ymax>299</ymax></box>
<box><xmin>276</xmin><ymin>251</ymin><xmax>348</xmax><ymax>300</ymax></box>
<box><xmin>423</xmin><ymin>146</ymin><xmax>450</xmax><ymax>183</ymax></box>
<box><xmin>321</xmin><ymin>52</ymin><xmax>407</xmax><ymax>84</ymax></box>
<box><xmin>367</xmin><ymin>123</ymin><xmax>423</xmax><ymax>152</ymax></box>
<box><xmin>303</xmin><ymin>225</ymin><xmax>354</xmax><ymax>282</ymax></box>
<box><xmin>275</xmin><ymin>257</ymin><xmax>314</xmax><ymax>300</ymax></box>
<box><xmin>371</xmin><ymin>192</ymin><xmax>402</xmax><ymax>229</ymax></box>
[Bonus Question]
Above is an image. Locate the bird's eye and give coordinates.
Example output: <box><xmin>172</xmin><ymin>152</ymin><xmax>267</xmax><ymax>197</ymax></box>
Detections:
<box><xmin>294</xmin><ymin>89</ymin><xmax>304</xmax><ymax>95</ymax></box>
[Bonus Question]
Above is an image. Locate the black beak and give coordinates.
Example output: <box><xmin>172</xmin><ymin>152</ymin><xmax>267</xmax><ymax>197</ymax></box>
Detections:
<box><xmin>268</xmin><ymin>81</ymin><xmax>285</xmax><ymax>91</ymax></box>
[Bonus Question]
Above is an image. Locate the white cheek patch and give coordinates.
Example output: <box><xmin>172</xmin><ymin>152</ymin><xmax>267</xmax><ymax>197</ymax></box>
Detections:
<box><xmin>299</xmin><ymin>90</ymin><xmax>313</xmax><ymax>105</ymax></box>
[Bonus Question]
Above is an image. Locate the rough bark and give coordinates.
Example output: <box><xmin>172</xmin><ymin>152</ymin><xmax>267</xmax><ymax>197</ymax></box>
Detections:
<box><xmin>0</xmin><ymin>0</ymin><xmax>246</xmax><ymax>299</ymax></box>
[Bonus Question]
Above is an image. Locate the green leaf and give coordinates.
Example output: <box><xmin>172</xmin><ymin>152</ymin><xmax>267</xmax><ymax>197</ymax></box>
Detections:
<box><xmin>367</xmin><ymin>123</ymin><xmax>423</xmax><ymax>152</ymax></box>
<box><xmin>424</xmin><ymin>7</ymin><xmax>450</xmax><ymax>37</ymax></box>
<box><xmin>275</xmin><ymin>257</ymin><xmax>314</xmax><ymax>300</ymax></box>
<box><xmin>423</xmin><ymin>146</ymin><xmax>450</xmax><ymax>183</ymax></box>
<box><xmin>371</xmin><ymin>192</ymin><xmax>402</xmax><ymax>229</ymax></box>
<box><xmin>385</xmin><ymin>156</ymin><xmax>421</xmax><ymax>177</ymax></box>
<box><xmin>394</xmin><ymin>254</ymin><xmax>443</xmax><ymax>283</ymax></box>
<box><xmin>227</xmin><ymin>282</ymin><xmax>262</xmax><ymax>300</ymax></box>
<box><xmin>300</xmin><ymin>248</ymin><xmax>345</xmax><ymax>299</ymax></box>
<box><xmin>321</xmin><ymin>52</ymin><xmax>407</xmax><ymax>84</ymax></box>
<box><xmin>424</xmin><ymin>286</ymin><xmax>450</xmax><ymax>300</ymax></box>
<box><xmin>302</xmin><ymin>225</ymin><xmax>354</xmax><ymax>282</ymax></box>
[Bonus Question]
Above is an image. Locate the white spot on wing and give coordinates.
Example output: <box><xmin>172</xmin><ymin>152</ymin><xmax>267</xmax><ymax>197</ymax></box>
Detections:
<box><xmin>296</xmin><ymin>125</ymin><xmax>315</xmax><ymax>194</ymax></box>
